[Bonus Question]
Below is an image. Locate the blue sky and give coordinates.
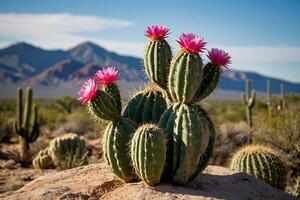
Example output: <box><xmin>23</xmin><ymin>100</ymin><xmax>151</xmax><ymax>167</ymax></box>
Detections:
<box><xmin>0</xmin><ymin>0</ymin><xmax>300</xmax><ymax>82</ymax></box>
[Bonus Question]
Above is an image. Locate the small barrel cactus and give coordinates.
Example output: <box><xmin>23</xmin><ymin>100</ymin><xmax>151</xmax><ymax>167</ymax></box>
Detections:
<box><xmin>103</xmin><ymin>118</ymin><xmax>137</xmax><ymax>182</ymax></box>
<box><xmin>230</xmin><ymin>145</ymin><xmax>287</xmax><ymax>190</ymax></box>
<box><xmin>123</xmin><ymin>84</ymin><xmax>168</xmax><ymax>125</ymax></box>
<box><xmin>131</xmin><ymin>124</ymin><xmax>166</xmax><ymax>186</ymax></box>
<box><xmin>144</xmin><ymin>25</ymin><xmax>172</xmax><ymax>89</ymax></box>
<box><xmin>49</xmin><ymin>133</ymin><xmax>89</xmax><ymax>170</ymax></box>
<box><xmin>32</xmin><ymin>148</ymin><xmax>53</xmax><ymax>169</ymax></box>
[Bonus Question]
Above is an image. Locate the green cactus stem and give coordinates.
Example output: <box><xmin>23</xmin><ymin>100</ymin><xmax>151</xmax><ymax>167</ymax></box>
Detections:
<box><xmin>123</xmin><ymin>84</ymin><xmax>168</xmax><ymax>125</ymax></box>
<box><xmin>192</xmin><ymin>63</ymin><xmax>222</xmax><ymax>102</ymax></box>
<box><xmin>230</xmin><ymin>145</ymin><xmax>287</xmax><ymax>190</ymax></box>
<box><xmin>144</xmin><ymin>38</ymin><xmax>172</xmax><ymax>89</ymax></box>
<box><xmin>103</xmin><ymin>83</ymin><xmax>122</xmax><ymax>114</ymax></box>
<box><xmin>13</xmin><ymin>87</ymin><xmax>40</xmax><ymax>161</ymax></box>
<box><xmin>131</xmin><ymin>124</ymin><xmax>166</xmax><ymax>186</ymax></box>
<box><xmin>241</xmin><ymin>80</ymin><xmax>256</xmax><ymax>143</ymax></box>
<box><xmin>103</xmin><ymin>118</ymin><xmax>137</xmax><ymax>182</ymax></box>
<box><xmin>88</xmin><ymin>89</ymin><xmax>120</xmax><ymax>121</ymax></box>
<box><xmin>159</xmin><ymin>103</ymin><xmax>207</xmax><ymax>185</ymax></box>
<box><xmin>49</xmin><ymin>133</ymin><xmax>89</xmax><ymax>170</ymax></box>
<box><xmin>168</xmin><ymin>51</ymin><xmax>203</xmax><ymax>104</ymax></box>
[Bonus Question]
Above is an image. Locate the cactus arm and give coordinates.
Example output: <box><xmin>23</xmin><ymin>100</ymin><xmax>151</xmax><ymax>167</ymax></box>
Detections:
<box><xmin>103</xmin><ymin>83</ymin><xmax>122</xmax><ymax>114</ymax></box>
<box><xmin>22</xmin><ymin>87</ymin><xmax>33</xmax><ymax>133</ymax></box>
<box><xmin>16</xmin><ymin>88</ymin><xmax>23</xmax><ymax>132</ymax></box>
<box><xmin>28</xmin><ymin>104</ymin><xmax>40</xmax><ymax>142</ymax></box>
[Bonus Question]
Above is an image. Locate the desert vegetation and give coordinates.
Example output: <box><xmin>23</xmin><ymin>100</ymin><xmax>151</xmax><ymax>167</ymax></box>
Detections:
<box><xmin>0</xmin><ymin>25</ymin><xmax>299</xmax><ymax>199</ymax></box>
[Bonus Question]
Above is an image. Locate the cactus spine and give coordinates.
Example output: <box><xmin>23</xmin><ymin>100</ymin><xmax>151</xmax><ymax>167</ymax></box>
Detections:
<box><xmin>32</xmin><ymin>148</ymin><xmax>53</xmax><ymax>169</ymax></box>
<box><xmin>131</xmin><ymin>124</ymin><xmax>166</xmax><ymax>186</ymax></box>
<box><xmin>103</xmin><ymin>118</ymin><xmax>137</xmax><ymax>182</ymax></box>
<box><xmin>144</xmin><ymin>35</ymin><xmax>172</xmax><ymax>89</ymax></box>
<box><xmin>13</xmin><ymin>87</ymin><xmax>40</xmax><ymax>161</ymax></box>
<box><xmin>241</xmin><ymin>80</ymin><xmax>256</xmax><ymax>143</ymax></box>
<box><xmin>123</xmin><ymin>84</ymin><xmax>168</xmax><ymax>125</ymax></box>
<box><xmin>168</xmin><ymin>51</ymin><xmax>203</xmax><ymax>103</ymax></box>
<box><xmin>49</xmin><ymin>133</ymin><xmax>89</xmax><ymax>170</ymax></box>
<box><xmin>230</xmin><ymin>145</ymin><xmax>286</xmax><ymax>190</ymax></box>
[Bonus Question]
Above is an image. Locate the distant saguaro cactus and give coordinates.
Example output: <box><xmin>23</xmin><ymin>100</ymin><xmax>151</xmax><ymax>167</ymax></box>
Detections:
<box><xmin>241</xmin><ymin>80</ymin><xmax>256</xmax><ymax>143</ymax></box>
<box><xmin>278</xmin><ymin>83</ymin><xmax>287</xmax><ymax>111</ymax></box>
<box><xmin>266</xmin><ymin>80</ymin><xmax>273</xmax><ymax>116</ymax></box>
<box><xmin>13</xmin><ymin>87</ymin><xmax>40</xmax><ymax>161</ymax></box>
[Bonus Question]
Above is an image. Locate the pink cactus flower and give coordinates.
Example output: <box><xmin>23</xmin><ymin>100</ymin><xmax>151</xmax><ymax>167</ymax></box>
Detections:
<box><xmin>94</xmin><ymin>67</ymin><xmax>120</xmax><ymax>86</ymax></box>
<box><xmin>207</xmin><ymin>48</ymin><xmax>231</xmax><ymax>68</ymax></box>
<box><xmin>178</xmin><ymin>33</ymin><xmax>206</xmax><ymax>54</ymax></box>
<box><xmin>145</xmin><ymin>25</ymin><xmax>170</xmax><ymax>40</ymax></box>
<box><xmin>78</xmin><ymin>78</ymin><xmax>97</xmax><ymax>105</ymax></box>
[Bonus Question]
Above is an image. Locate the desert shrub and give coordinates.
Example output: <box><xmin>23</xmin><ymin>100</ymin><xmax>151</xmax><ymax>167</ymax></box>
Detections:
<box><xmin>254</xmin><ymin>109</ymin><xmax>300</xmax><ymax>175</ymax></box>
<box><xmin>210</xmin><ymin>122</ymin><xmax>249</xmax><ymax>166</ymax></box>
<box><xmin>0</xmin><ymin>116</ymin><xmax>14</xmax><ymax>142</ymax></box>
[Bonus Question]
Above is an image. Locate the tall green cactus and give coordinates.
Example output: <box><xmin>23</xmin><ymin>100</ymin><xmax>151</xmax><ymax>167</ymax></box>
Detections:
<box><xmin>168</xmin><ymin>51</ymin><xmax>203</xmax><ymax>104</ymax></box>
<box><xmin>131</xmin><ymin>124</ymin><xmax>166</xmax><ymax>186</ymax></box>
<box><xmin>49</xmin><ymin>133</ymin><xmax>89</xmax><ymax>170</ymax></box>
<box><xmin>13</xmin><ymin>87</ymin><xmax>40</xmax><ymax>161</ymax></box>
<box><xmin>103</xmin><ymin>118</ymin><xmax>137</xmax><ymax>182</ymax></box>
<box><xmin>159</xmin><ymin>103</ymin><xmax>209</xmax><ymax>184</ymax></box>
<box><xmin>230</xmin><ymin>145</ymin><xmax>287</xmax><ymax>190</ymax></box>
<box><xmin>123</xmin><ymin>84</ymin><xmax>168</xmax><ymax>125</ymax></box>
<box><xmin>241</xmin><ymin>80</ymin><xmax>256</xmax><ymax>143</ymax></box>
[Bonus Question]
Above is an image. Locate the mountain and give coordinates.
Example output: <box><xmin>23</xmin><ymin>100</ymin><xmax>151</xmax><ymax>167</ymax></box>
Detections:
<box><xmin>0</xmin><ymin>41</ymin><xmax>299</xmax><ymax>98</ymax></box>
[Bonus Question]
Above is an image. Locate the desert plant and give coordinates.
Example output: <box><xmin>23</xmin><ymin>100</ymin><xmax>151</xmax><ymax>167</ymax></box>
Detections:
<box><xmin>230</xmin><ymin>144</ymin><xmax>287</xmax><ymax>190</ymax></box>
<box><xmin>53</xmin><ymin>96</ymin><xmax>78</xmax><ymax>114</ymax></box>
<box><xmin>32</xmin><ymin>147</ymin><xmax>53</xmax><ymax>169</ymax></box>
<box><xmin>266</xmin><ymin>80</ymin><xmax>273</xmax><ymax>116</ymax></box>
<box><xmin>278</xmin><ymin>83</ymin><xmax>287</xmax><ymax>111</ymax></box>
<box><xmin>48</xmin><ymin>133</ymin><xmax>89</xmax><ymax>170</ymax></box>
<box><xmin>123</xmin><ymin>84</ymin><xmax>168</xmax><ymax>125</ymax></box>
<box><xmin>13</xmin><ymin>87</ymin><xmax>40</xmax><ymax>161</ymax></box>
<box><xmin>131</xmin><ymin>124</ymin><xmax>166</xmax><ymax>186</ymax></box>
<box><xmin>78</xmin><ymin>69</ymin><xmax>137</xmax><ymax>182</ymax></box>
<box><xmin>78</xmin><ymin>25</ymin><xmax>231</xmax><ymax>186</ymax></box>
<box><xmin>0</xmin><ymin>116</ymin><xmax>13</xmax><ymax>142</ymax></box>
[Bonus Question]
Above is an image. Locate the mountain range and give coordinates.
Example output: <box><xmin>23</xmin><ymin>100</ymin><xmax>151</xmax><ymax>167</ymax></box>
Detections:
<box><xmin>0</xmin><ymin>41</ymin><xmax>299</xmax><ymax>98</ymax></box>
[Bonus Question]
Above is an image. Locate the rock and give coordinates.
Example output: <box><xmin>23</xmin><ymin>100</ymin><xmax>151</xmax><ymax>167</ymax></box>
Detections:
<box><xmin>2</xmin><ymin>163</ymin><xmax>296</xmax><ymax>200</ymax></box>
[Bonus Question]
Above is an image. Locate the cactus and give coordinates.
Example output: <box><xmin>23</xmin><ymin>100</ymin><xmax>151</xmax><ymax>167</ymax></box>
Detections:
<box><xmin>241</xmin><ymin>80</ymin><xmax>256</xmax><ymax>142</ymax></box>
<box><xmin>266</xmin><ymin>80</ymin><xmax>273</xmax><ymax>115</ymax></box>
<box><xmin>159</xmin><ymin>103</ymin><xmax>210</xmax><ymax>184</ymax></box>
<box><xmin>230</xmin><ymin>145</ymin><xmax>287</xmax><ymax>190</ymax></box>
<box><xmin>123</xmin><ymin>84</ymin><xmax>168</xmax><ymax>125</ymax></box>
<box><xmin>103</xmin><ymin>118</ymin><xmax>137</xmax><ymax>182</ymax></box>
<box><xmin>78</xmin><ymin>26</ymin><xmax>231</xmax><ymax>186</ymax></box>
<box><xmin>168</xmin><ymin>51</ymin><xmax>203</xmax><ymax>104</ymax></box>
<box><xmin>13</xmin><ymin>87</ymin><xmax>40</xmax><ymax>161</ymax></box>
<box><xmin>32</xmin><ymin>148</ymin><xmax>53</xmax><ymax>169</ymax></box>
<box><xmin>131</xmin><ymin>124</ymin><xmax>166</xmax><ymax>186</ymax></box>
<box><xmin>144</xmin><ymin>26</ymin><xmax>172</xmax><ymax>89</ymax></box>
<box><xmin>48</xmin><ymin>133</ymin><xmax>89</xmax><ymax>170</ymax></box>
<box><xmin>88</xmin><ymin>89</ymin><xmax>120</xmax><ymax>121</ymax></box>
<box><xmin>103</xmin><ymin>83</ymin><xmax>122</xmax><ymax>113</ymax></box>
<box><xmin>278</xmin><ymin>83</ymin><xmax>287</xmax><ymax>111</ymax></box>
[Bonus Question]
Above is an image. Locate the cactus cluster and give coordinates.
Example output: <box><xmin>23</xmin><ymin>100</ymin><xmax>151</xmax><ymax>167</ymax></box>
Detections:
<box><xmin>230</xmin><ymin>145</ymin><xmax>287</xmax><ymax>190</ymax></box>
<box><xmin>13</xmin><ymin>87</ymin><xmax>40</xmax><ymax>161</ymax></box>
<box><xmin>78</xmin><ymin>25</ymin><xmax>231</xmax><ymax>186</ymax></box>
<box><xmin>266</xmin><ymin>80</ymin><xmax>287</xmax><ymax>114</ymax></box>
<box><xmin>33</xmin><ymin>133</ymin><xmax>89</xmax><ymax>170</ymax></box>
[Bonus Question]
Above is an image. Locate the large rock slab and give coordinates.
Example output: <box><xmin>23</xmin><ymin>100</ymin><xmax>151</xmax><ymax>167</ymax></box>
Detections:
<box><xmin>2</xmin><ymin>163</ymin><xmax>296</xmax><ymax>200</ymax></box>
